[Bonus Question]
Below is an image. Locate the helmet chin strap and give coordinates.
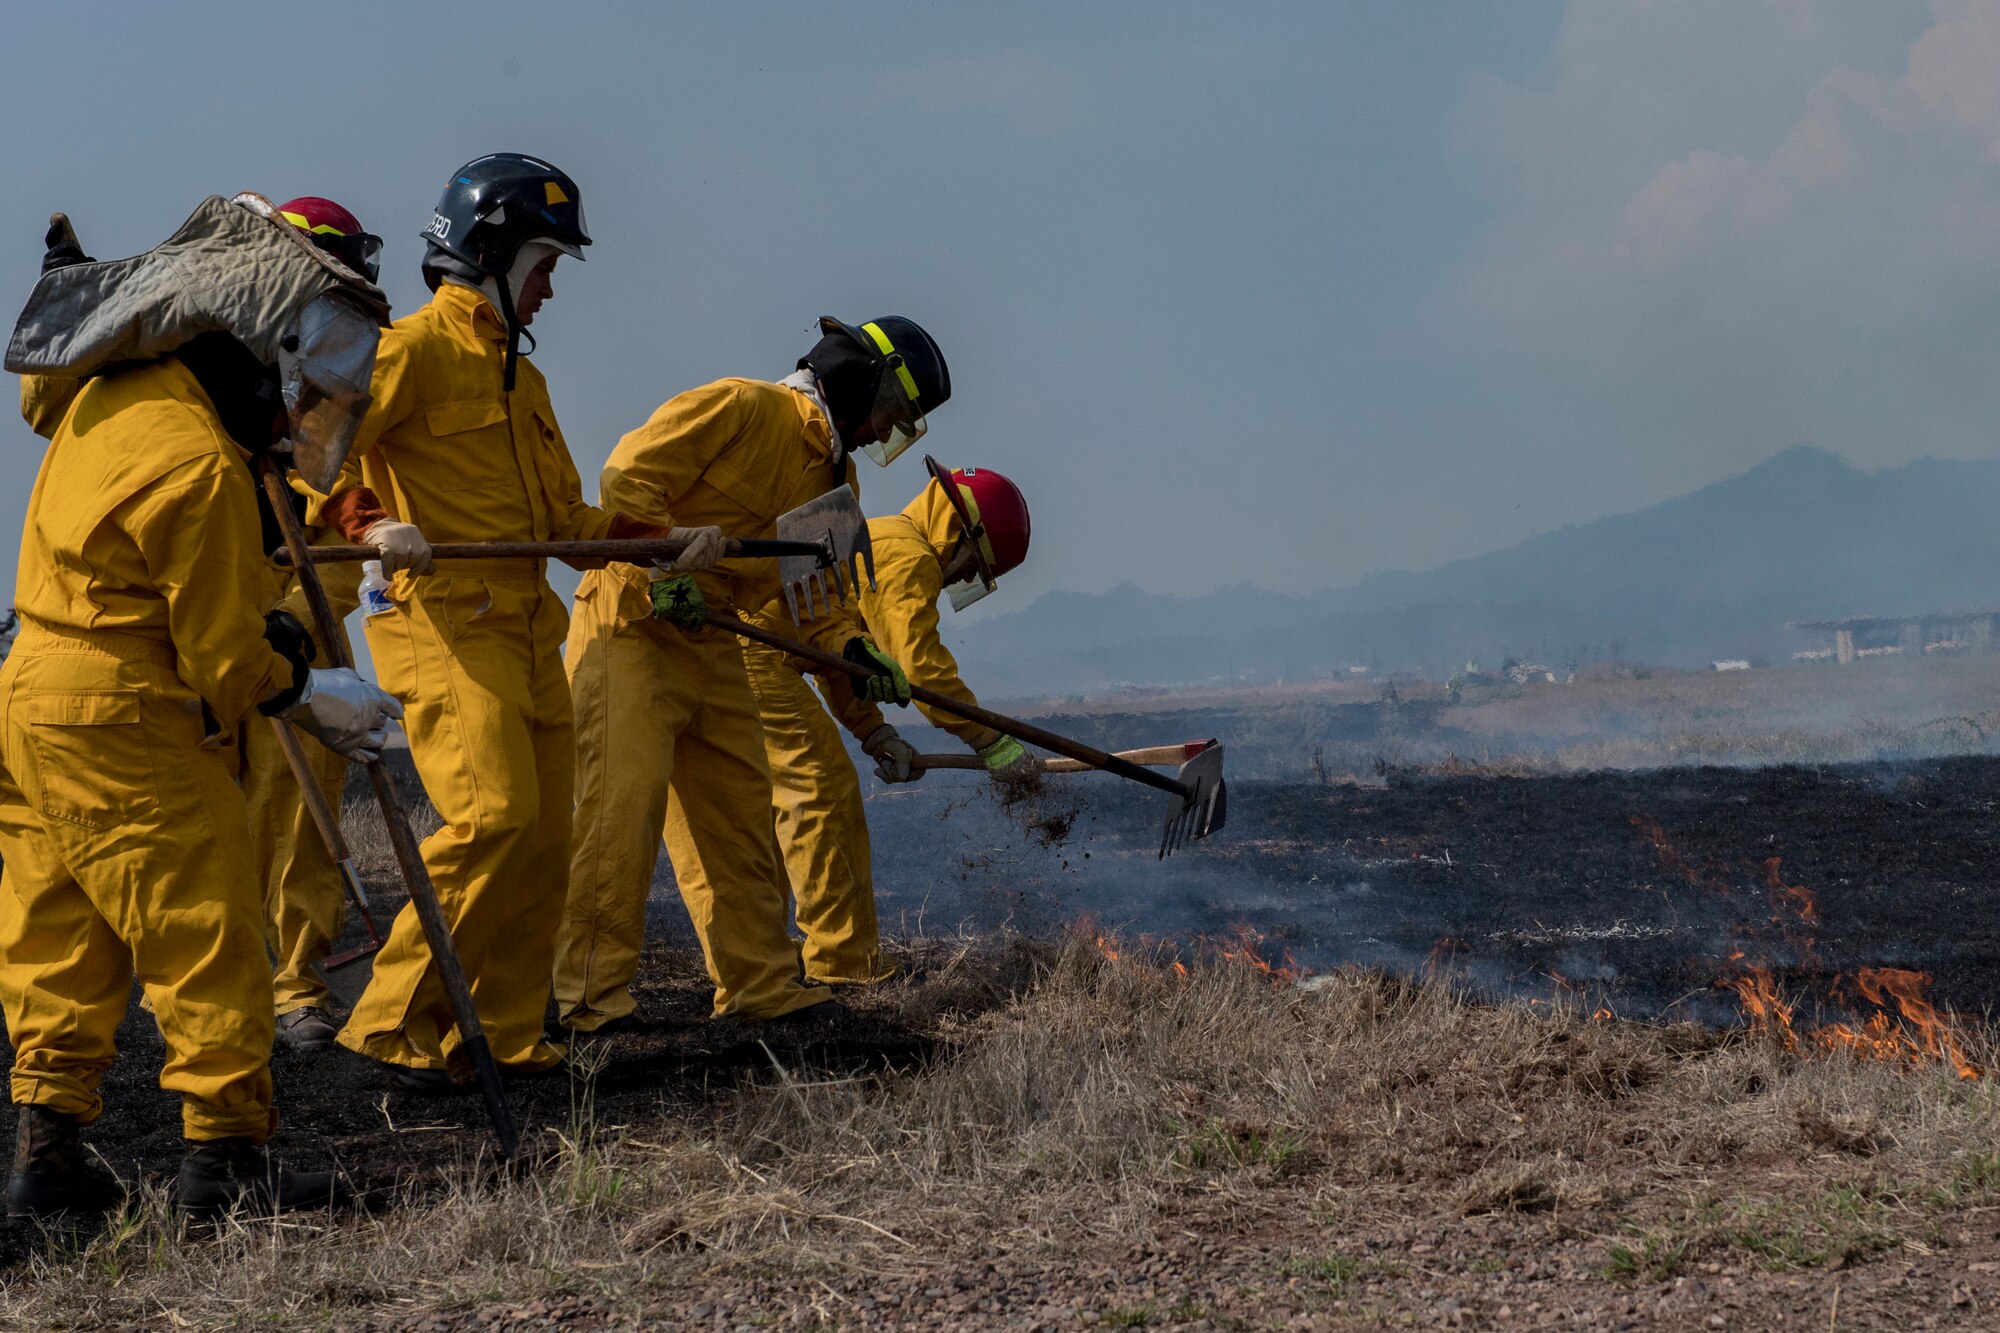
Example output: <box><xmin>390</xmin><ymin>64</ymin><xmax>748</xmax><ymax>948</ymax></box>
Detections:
<box><xmin>494</xmin><ymin>272</ymin><xmax>523</xmax><ymax>391</ymax></box>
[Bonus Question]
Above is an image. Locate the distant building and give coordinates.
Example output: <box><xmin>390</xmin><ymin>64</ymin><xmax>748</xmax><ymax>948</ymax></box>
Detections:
<box><xmin>1788</xmin><ymin>612</ymin><xmax>1997</xmax><ymax>665</ymax></box>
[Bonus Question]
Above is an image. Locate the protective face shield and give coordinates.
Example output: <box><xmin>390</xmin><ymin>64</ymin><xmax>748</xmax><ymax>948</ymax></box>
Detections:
<box><xmin>279</xmin><ymin>291</ymin><xmax>380</xmax><ymax>491</ymax></box>
<box><xmin>924</xmin><ymin>454</ymin><xmax>997</xmax><ymax>612</ymax></box>
<box><xmin>944</xmin><ymin>572</ymin><xmax>994</xmax><ymax>613</ymax></box>
<box><xmin>332</xmin><ymin>231</ymin><xmax>385</xmax><ymax>284</ymax></box>
<box><xmin>858</xmin><ymin>339</ymin><xmax>927</xmax><ymax>467</ymax></box>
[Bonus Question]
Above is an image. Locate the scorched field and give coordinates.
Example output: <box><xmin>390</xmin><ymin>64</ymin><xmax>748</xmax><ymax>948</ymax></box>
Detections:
<box><xmin>7</xmin><ymin>668</ymin><xmax>2000</xmax><ymax>1331</ymax></box>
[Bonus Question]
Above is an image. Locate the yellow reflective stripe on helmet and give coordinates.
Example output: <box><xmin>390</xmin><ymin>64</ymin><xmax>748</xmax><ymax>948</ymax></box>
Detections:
<box><xmin>863</xmin><ymin>321</ymin><xmax>923</xmax><ymax>403</ymax></box>
<box><xmin>279</xmin><ymin>210</ymin><xmax>351</xmax><ymax>237</ymax></box>
<box><xmin>954</xmin><ymin>483</ymin><xmax>999</xmax><ymax>569</ymax></box>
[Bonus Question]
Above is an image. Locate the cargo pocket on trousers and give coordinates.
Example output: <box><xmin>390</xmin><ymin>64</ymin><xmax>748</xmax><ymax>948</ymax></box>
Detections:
<box><xmin>24</xmin><ymin>691</ymin><xmax>159</xmax><ymax>831</ymax></box>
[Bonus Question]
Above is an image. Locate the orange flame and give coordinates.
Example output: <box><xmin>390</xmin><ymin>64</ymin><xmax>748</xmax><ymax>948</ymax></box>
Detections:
<box><xmin>1636</xmin><ymin>820</ymin><xmax>1980</xmax><ymax>1080</ymax></box>
<box><xmin>1424</xmin><ymin>936</ymin><xmax>1466</xmax><ymax>983</ymax></box>
<box><xmin>1821</xmin><ymin>968</ymin><xmax>1980</xmax><ymax>1080</ymax></box>
<box><xmin>1218</xmin><ymin>924</ymin><xmax>1300</xmax><ymax>984</ymax></box>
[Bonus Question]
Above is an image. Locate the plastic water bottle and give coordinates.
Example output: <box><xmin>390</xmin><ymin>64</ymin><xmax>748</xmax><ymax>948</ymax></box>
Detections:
<box><xmin>359</xmin><ymin>560</ymin><xmax>395</xmax><ymax>618</ymax></box>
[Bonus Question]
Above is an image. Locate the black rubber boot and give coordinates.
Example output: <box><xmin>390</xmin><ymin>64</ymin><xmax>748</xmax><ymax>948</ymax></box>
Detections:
<box><xmin>6</xmin><ymin>1105</ymin><xmax>126</xmax><ymax>1223</ymax></box>
<box><xmin>274</xmin><ymin>1006</ymin><xmax>340</xmax><ymax>1051</ymax></box>
<box><xmin>175</xmin><ymin>1139</ymin><xmax>345</xmax><ymax>1220</ymax></box>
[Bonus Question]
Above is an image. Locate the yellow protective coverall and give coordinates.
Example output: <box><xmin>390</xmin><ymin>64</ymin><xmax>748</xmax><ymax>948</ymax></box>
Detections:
<box><xmin>556</xmin><ymin>377</ymin><xmax>865</xmax><ymax>1026</ymax></box>
<box><xmin>746</xmin><ymin>480</ymin><xmax>1008</xmax><ymax>982</ymax></box>
<box><xmin>18</xmin><ymin>370</ymin><xmax>360</xmax><ymax>1017</ymax></box>
<box><xmin>0</xmin><ymin>357</ymin><xmax>301</xmax><ymax>1141</ymax></box>
<box><xmin>327</xmin><ymin>283</ymin><xmax>615</xmax><ymax>1076</ymax></box>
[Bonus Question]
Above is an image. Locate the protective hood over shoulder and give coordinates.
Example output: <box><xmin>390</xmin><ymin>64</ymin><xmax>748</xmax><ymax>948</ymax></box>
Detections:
<box><xmin>5</xmin><ymin>193</ymin><xmax>391</xmax><ymax>489</ymax></box>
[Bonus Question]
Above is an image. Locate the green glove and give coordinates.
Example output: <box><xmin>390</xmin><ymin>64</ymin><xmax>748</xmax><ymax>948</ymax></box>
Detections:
<box><xmin>978</xmin><ymin>736</ymin><xmax>1033</xmax><ymax>778</ymax></box>
<box><xmin>649</xmin><ymin>574</ymin><xmax>708</xmax><ymax>631</ymax></box>
<box><xmin>843</xmin><ymin>637</ymin><xmax>911</xmax><ymax>705</ymax></box>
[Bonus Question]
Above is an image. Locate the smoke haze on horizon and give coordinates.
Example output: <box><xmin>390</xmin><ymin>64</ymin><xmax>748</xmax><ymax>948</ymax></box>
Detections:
<box><xmin>1</xmin><ymin>2</ymin><xmax>1994</xmax><ymax>616</ymax></box>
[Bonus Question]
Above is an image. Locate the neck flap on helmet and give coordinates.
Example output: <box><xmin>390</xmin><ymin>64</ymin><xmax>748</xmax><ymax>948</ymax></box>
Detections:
<box><xmin>5</xmin><ymin>193</ymin><xmax>390</xmax><ymax>491</ymax></box>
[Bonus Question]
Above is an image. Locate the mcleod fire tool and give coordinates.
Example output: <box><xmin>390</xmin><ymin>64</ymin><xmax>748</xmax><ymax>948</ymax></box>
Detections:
<box><xmin>774</xmin><ymin>487</ymin><xmax>877</xmax><ymax>622</ymax></box>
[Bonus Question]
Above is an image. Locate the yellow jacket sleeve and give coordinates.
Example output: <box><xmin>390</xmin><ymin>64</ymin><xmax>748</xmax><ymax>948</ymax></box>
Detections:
<box><xmin>600</xmin><ymin>380</ymin><xmax>758</xmax><ymax>527</ymax></box>
<box><xmin>119</xmin><ymin>459</ymin><xmax>299</xmax><ymax>729</ymax></box>
<box><xmin>860</xmin><ymin>532</ymin><xmax>1002</xmax><ymax>751</ymax></box>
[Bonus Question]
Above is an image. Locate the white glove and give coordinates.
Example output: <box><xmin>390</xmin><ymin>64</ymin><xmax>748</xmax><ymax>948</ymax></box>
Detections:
<box><xmin>656</xmin><ymin>525</ymin><xmax>726</xmax><ymax>574</ymax></box>
<box><xmin>362</xmin><ymin>519</ymin><xmax>434</xmax><ymax>576</ymax></box>
<box><xmin>283</xmin><ymin>668</ymin><xmax>404</xmax><ymax>763</ymax></box>
<box><xmin>862</xmin><ymin>724</ymin><xmax>920</xmax><ymax>784</ymax></box>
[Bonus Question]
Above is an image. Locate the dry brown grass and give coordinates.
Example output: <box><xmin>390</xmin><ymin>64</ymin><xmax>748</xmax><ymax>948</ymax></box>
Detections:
<box><xmin>6</xmin><ymin>936</ymin><xmax>1999</xmax><ymax>1329</ymax></box>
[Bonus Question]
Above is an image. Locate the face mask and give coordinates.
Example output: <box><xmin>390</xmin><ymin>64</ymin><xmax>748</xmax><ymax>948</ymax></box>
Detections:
<box><xmin>280</xmin><ymin>291</ymin><xmax>380</xmax><ymax>491</ymax></box>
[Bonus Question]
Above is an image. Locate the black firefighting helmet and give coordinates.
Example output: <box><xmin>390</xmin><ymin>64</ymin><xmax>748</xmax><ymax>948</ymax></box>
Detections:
<box><xmin>420</xmin><ymin>152</ymin><xmax>590</xmax><ymax>279</ymax></box>
<box><xmin>816</xmin><ymin>315</ymin><xmax>951</xmax><ymax>466</ymax></box>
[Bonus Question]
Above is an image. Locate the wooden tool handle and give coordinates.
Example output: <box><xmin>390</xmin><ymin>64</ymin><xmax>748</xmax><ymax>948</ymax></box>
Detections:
<box><xmin>257</xmin><ymin>462</ymin><xmax>519</xmax><ymax>1160</ymax></box>
<box><xmin>275</xmin><ymin>537</ymin><xmax>824</xmax><ymax>565</ymax></box>
<box><xmin>267</xmin><ymin>717</ymin><xmax>377</xmax><ymax>918</ymax></box>
<box><xmin>911</xmin><ymin>741</ymin><xmax>1216</xmax><ymax>774</ymax></box>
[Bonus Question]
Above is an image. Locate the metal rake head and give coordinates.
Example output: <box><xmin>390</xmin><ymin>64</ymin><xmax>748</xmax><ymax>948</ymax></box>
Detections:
<box><xmin>1159</xmin><ymin>744</ymin><xmax>1228</xmax><ymax>859</ymax></box>
<box><xmin>775</xmin><ymin>487</ymin><xmax>877</xmax><ymax>624</ymax></box>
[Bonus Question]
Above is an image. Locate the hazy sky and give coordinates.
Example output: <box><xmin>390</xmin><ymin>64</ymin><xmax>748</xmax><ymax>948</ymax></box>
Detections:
<box><xmin>3</xmin><ymin>1</ymin><xmax>1993</xmax><ymax>616</ymax></box>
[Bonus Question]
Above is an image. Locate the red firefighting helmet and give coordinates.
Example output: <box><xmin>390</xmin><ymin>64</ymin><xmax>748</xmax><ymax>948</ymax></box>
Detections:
<box><xmin>276</xmin><ymin>196</ymin><xmax>383</xmax><ymax>283</ymax></box>
<box><xmin>946</xmin><ymin>463</ymin><xmax>1031</xmax><ymax>579</ymax></box>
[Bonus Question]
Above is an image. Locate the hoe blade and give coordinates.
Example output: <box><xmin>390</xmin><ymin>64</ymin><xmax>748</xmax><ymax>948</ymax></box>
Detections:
<box><xmin>774</xmin><ymin>487</ymin><xmax>876</xmax><ymax>624</ymax></box>
<box><xmin>1159</xmin><ymin>744</ymin><xmax>1228</xmax><ymax>859</ymax></box>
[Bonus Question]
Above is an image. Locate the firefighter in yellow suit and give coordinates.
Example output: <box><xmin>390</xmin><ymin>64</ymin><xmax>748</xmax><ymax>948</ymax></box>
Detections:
<box><xmin>554</xmin><ymin>315</ymin><xmax>950</xmax><ymax>1028</ymax></box>
<box><xmin>316</xmin><ymin>155</ymin><xmax>685</xmax><ymax>1087</ymax></box>
<box><xmin>21</xmin><ymin>201</ymin><xmax>377</xmax><ymax>1054</ymax></box>
<box><xmin>0</xmin><ymin>192</ymin><xmax>400</xmax><ymax>1220</ymax></box>
<box><xmin>737</xmin><ymin>464</ymin><xmax>1035</xmax><ymax>985</ymax></box>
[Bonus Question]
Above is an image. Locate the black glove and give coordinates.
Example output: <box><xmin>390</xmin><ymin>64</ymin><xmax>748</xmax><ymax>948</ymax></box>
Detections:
<box><xmin>258</xmin><ymin>610</ymin><xmax>317</xmax><ymax>713</ymax></box>
<box><xmin>41</xmin><ymin>214</ymin><xmax>93</xmax><ymax>275</ymax></box>
<box><xmin>262</xmin><ymin>609</ymin><xmax>318</xmax><ymax>669</ymax></box>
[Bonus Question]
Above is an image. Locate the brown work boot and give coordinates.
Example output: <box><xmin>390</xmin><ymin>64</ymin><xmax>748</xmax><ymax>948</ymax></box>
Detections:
<box><xmin>7</xmin><ymin>1105</ymin><xmax>126</xmax><ymax>1223</ymax></box>
<box><xmin>274</xmin><ymin>1006</ymin><xmax>339</xmax><ymax>1051</ymax></box>
<box><xmin>175</xmin><ymin>1139</ymin><xmax>346</xmax><ymax>1220</ymax></box>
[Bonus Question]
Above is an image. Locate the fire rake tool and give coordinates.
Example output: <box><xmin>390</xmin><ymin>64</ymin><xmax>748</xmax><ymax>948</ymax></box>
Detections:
<box><xmin>278</xmin><ymin>534</ymin><xmax>833</xmax><ymax>568</ymax></box>
<box><xmin>910</xmin><ymin>739</ymin><xmax>1220</xmax><ymax>775</ymax></box>
<box><xmin>265</xmin><ymin>716</ymin><xmax>384</xmax><ymax>970</ymax></box>
<box><xmin>256</xmin><ymin>460</ymin><xmax>519</xmax><ymax>1161</ymax></box>
<box><xmin>774</xmin><ymin>487</ymin><xmax>876</xmax><ymax>621</ymax></box>
<box><xmin>706</xmin><ymin>614</ymin><xmax>1227</xmax><ymax>857</ymax></box>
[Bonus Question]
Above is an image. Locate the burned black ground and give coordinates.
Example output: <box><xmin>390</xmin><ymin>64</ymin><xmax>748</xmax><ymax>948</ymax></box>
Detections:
<box><xmin>7</xmin><ymin>746</ymin><xmax>2000</xmax><ymax>1276</ymax></box>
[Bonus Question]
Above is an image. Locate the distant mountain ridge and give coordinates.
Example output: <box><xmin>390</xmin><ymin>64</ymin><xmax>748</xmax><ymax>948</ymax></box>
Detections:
<box><xmin>949</xmin><ymin>447</ymin><xmax>2000</xmax><ymax>698</ymax></box>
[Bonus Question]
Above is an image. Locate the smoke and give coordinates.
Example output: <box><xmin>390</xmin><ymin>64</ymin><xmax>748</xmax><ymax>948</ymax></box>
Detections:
<box><xmin>1451</xmin><ymin>1</ymin><xmax>2000</xmax><ymax>490</ymax></box>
